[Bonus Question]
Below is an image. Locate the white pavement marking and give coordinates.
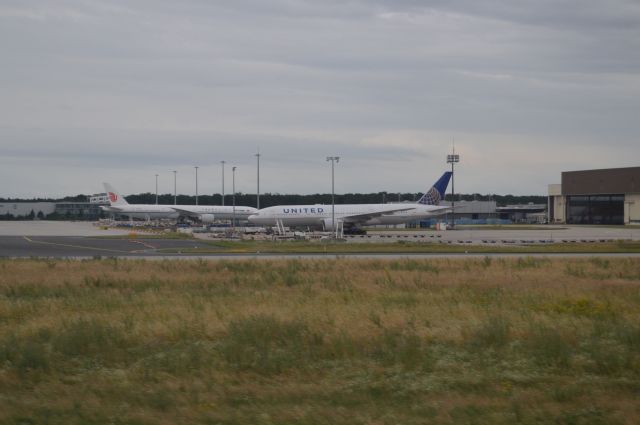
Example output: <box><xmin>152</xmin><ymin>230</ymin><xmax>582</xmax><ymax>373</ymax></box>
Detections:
<box><xmin>22</xmin><ymin>236</ymin><xmax>132</xmax><ymax>254</ymax></box>
<box><xmin>0</xmin><ymin>221</ymin><xmax>131</xmax><ymax>237</ymax></box>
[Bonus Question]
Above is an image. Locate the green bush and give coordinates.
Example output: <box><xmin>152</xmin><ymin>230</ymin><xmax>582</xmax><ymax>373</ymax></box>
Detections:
<box><xmin>372</xmin><ymin>328</ymin><xmax>433</xmax><ymax>370</ymax></box>
<box><xmin>52</xmin><ymin>319</ymin><xmax>126</xmax><ymax>362</ymax></box>
<box><xmin>0</xmin><ymin>332</ymin><xmax>50</xmax><ymax>374</ymax></box>
<box><xmin>469</xmin><ymin>316</ymin><xmax>511</xmax><ymax>349</ymax></box>
<box><xmin>525</xmin><ymin>325</ymin><xmax>572</xmax><ymax>368</ymax></box>
<box><xmin>220</xmin><ymin>315</ymin><xmax>324</xmax><ymax>374</ymax></box>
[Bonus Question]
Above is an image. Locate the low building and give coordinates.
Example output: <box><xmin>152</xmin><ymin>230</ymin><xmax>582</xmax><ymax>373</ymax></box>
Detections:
<box><xmin>0</xmin><ymin>202</ymin><xmax>56</xmax><ymax>219</ymax></box>
<box><xmin>496</xmin><ymin>204</ymin><xmax>547</xmax><ymax>224</ymax></box>
<box><xmin>89</xmin><ymin>193</ymin><xmax>110</xmax><ymax>204</ymax></box>
<box><xmin>419</xmin><ymin>200</ymin><xmax>507</xmax><ymax>227</ymax></box>
<box><xmin>54</xmin><ymin>202</ymin><xmax>104</xmax><ymax>220</ymax></box>
<box><xmin>548</xmin><ymin>166</ymin><xmax>640</xmax><ymax>225</ymax></box>
<box><xmin>0</xmin><ymin>200</ymin><xmax>105</xmax><ymax>220</ymax></box>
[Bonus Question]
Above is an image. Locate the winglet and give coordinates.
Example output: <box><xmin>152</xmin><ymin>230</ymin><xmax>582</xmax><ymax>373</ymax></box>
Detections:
<box><xmin>417</xmin><ymin>172</ymin><xmax>452</xmax><ymax>205</ymax></box>
<box><xmin>102</xmin><ymin>183</ymin><xmax>129</xmax><ymax>206</ymax></box>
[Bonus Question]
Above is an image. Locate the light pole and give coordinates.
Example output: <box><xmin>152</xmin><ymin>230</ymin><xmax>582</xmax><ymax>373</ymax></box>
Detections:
<box><xmin>447</xmin><ymin>149</ymin><xmax>460</xmax><ymax>229</ymax></box>
<box><xmin>255</xmin><ymin>150</ymin><xmax>261</xmax><ymax>209</ymax></box>
<box><xmin>326</xmin><ymin>156</ymin><xmax>340</xmax><ymax>236</ymax></box>
<box><xmin>221</xmin><ymin>160</ymin><xmax>226</xmax><ymax>206</ymax></box>
<box><xmin>172</xmin><ymin>170</ymin><xmax>177</xmax><ymax>206</ymax></box>
<box><xmin>194</xmin><ymin>166</ymin><xmax>199</xmax><ymax>205</ymax></box>
<box><xmin>232</xmin><ymin>166</ymin><xmax>237</xmax><ymax>230</ymax></box>
<box><xmin>155</xmin><ymin>174</ymin><xmax>159</xmax><ymax>205</ymax></box>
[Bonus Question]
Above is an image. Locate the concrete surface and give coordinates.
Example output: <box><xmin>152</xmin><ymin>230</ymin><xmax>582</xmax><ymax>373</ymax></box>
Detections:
<box><xmin>0</xmin><ymin>221</ymin><xmax>639</xmax><ymax>258</ymax></box>
<box><xmin>357</xmin><ymin>225</ymin><xmax>640</xmax><ymax>244</ymax></box>
<box><xmin>0</xmin><ymin>221</ymin><xmax>131</xmax><ymax>237</ymax></box>
<box><xmin>0</xmin><ymin>236</ymin><xmax>213</xmax><ymax>257</ymax></box>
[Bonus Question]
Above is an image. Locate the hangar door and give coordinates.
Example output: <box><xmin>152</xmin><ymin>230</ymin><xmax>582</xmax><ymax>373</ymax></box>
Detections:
<box><xmin>566</xmin><ymin>195</ymin><xmax>624</xmax><ymax>225</ymax></box>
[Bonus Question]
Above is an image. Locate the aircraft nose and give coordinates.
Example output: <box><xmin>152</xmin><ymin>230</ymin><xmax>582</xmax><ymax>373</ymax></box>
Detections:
<box><xmin>248</xmin><ymin>214</ymin><xmax>258</xmax><ymax>223</ymax></box>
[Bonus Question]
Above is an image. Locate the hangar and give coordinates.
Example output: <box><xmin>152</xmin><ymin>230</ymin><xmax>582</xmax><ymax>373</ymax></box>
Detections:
<box><xmin>548</xmin><ymin>166</ymin><xmax>640</xmax><ymax>225</ymax></box>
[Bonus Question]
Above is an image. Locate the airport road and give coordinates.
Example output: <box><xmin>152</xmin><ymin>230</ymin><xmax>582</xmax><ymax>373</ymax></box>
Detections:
<box><xmin>0</xmin><ymin>221</ymin><xmax>131</xmax><ymax>237</ymax></box>
<box><xmin>1</xmin><ymin>221</ymin><xmax>640</xmax><ymax>259</ymax></box>
<box><xmin>1</xmin><ymin>235</ymin><xmax>640</xmax><ymax>259</ymax></box>
<box><xmin>0</xmin><ymin>236</ymin><xmax>215</xmax><ymax>257</ymax></box>
<box><xmin>359</xmin><ymin>225</ymin><xmax>640</xmax><ymax>244</ymax></box>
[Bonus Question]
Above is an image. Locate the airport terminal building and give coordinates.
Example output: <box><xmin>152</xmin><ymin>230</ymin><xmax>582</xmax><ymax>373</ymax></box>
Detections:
<box><xmin>548</xmin><ymin>166</ymin><xmax>640</xmax><ymax>225</ymax></box>
<box><xmin>0</xmin><ymin>195</ymin><xmax>108</xmax><ymax>220</ymax></box>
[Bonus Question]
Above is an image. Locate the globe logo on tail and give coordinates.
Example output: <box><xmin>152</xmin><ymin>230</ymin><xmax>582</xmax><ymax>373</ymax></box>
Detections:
<box><xmin>108</xmin><ymin>192</ymin><xmax>118</xmax><ymax>203</ymax></box>
<box><xmin>419</xmin><ymin>187</ymin><xmax>441</xmax><ymax>205</ymax></box>
<box><xmin>417</xmin><ymin>172</ymin><xmax>452</xmax><ymax>205</ymax></box>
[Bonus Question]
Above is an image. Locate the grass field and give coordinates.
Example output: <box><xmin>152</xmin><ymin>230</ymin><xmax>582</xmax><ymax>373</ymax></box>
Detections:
<box><xmin>1</xmin><ymin>257</ymin><xmax>639</xmax><ymax>424</ymax></box>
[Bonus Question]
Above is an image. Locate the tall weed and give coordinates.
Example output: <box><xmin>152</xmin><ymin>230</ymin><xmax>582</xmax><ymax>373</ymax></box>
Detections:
<box><xmin>468</xmin><ymin>316</ymin><xmax>511</xmax><ymax>348</ymax></box>
<box><xmin>220</xmin><ymin>314</ymin><xmax>323</xmax><ymax>374</ymax></box>
<box><xmin>525</xmin><ymin>325</ymin><xmax>572</xmax><ymax>368</ymax></box>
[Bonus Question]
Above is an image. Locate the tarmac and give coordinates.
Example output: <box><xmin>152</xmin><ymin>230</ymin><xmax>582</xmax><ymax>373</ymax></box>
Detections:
<box><xmin>358</xmin><ymin>225</ymin><xmax>640</xmax><ymax>244</ymax></box>
<box><xmin>0</xmin><ymin>236</ymin><xmax>214</xmax><ymax>257</ymax></box>
<box><xmin>0</xmin><ymin>221</ymin><xmax>639</xmax><ymax>259</ymax></box>
<box><xmin>0</xmin><ymin>221</ymin><xmax>132</xmax><ymax>237</ymax></box>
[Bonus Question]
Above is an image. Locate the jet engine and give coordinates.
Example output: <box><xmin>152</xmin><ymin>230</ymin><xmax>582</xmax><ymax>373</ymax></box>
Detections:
<box><xmin>199</xmin><ymin>214</ymin><xmax>216</xmax><ymax>223</ymax></box>
<box><xmin>323</xmin><ymin>218</ymin><xmax>345</xmax><ymax>231</ymax></box>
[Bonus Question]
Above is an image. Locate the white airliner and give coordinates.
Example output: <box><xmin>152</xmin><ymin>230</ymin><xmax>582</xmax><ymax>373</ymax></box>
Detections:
<box><xmin>100</xmin><ymin>183</ymin><xmax>257</xmax><ymax>223</ymax></box>
<box><xmin>248</xmin><ymin>172</ymin><xmax>452</xmax><ymax>231</ymax></box>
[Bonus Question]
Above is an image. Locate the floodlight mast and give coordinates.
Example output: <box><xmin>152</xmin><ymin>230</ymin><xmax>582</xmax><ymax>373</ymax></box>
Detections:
<box><xmin>155</xmin><ymin>174</ymin><xmax>159</xmax><ymax>205</ymax></box>
<box><xmin>255</xmin><ymin>150</ymin><xmax>261</xmax><ymax>209</ymax></box>
<box><xmin>232</xmin><ymin>166</ymin><xmax>237</xmax><ymax>231</ymax></box>
<box><xmin>446</xmin><ymin>150</ymin><xmax>460</xmax><ymax>229</ymax></box>
<box><xmin>194</xmin><ymin>166</ymin><xmax>199</xmax><ymax>205</ymax></box>
<box><xmin>220</xmin><ymin>160</ymin><xmax>226</xmax><ymax>206</ymax></box>
<box><xmin>172</xmin><ymin>170</ymin><xmax>177</xmax><ymax>206</ymax></box>
<box><xmin>326</xmin><ymin>156</ymin><xmax>340</xmax><ymax>237</ymax></box>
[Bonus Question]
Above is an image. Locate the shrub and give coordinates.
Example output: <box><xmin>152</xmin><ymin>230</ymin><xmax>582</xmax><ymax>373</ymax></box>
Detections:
<box><xmin>513</xmin><ymin>257</ymin><xmax>549</xmax><ymax>269</ymax></box>
<box><xmin>220</xmin><ymin>315</ymin><xmax>324</xmax><ymax>374</ymax></box>
<box><xmin>372</xmin><ymin>328</ymin><xmax>433</xmax><ymax>371</ymax></box>
<box><xmin>0</xmin><ymin>332</ymin><xmax>50</xmax><ymax>374</ymax></box>
<box><xmin>525</xmin><ymin>325</ymin><xmax>572</xmax><ymax>368</ymax></box>
<box><xmin>468</xmin><ymin>316</ymin><xmax>511</xmax><ymax>348</ymax></box>
<box><xmin>52</xmin><ymin>319</ymin><xmax>126</xmax><ymax>362</ymax></box>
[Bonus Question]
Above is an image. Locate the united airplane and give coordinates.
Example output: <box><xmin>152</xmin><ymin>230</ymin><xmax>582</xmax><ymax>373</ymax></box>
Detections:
<box><xmin>100</xmin><ymin>183</ymin><xmax>257</xmax><ymax>223</ymax></box>
<box><xmin>248</xmin><ymin>172</ymin><xmax>452</xmax><ymax>231</ymax></box>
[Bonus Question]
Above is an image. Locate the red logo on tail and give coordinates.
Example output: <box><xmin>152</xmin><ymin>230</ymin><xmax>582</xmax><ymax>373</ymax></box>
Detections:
<box><xmin>108</xmin><ymin>192</ymin><xmax>118</xmax><ymax>202</ymax></box>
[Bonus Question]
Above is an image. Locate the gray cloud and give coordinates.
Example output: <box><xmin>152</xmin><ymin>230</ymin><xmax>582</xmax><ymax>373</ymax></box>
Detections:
<box><xmin>1</xmin><ymin>0</ymin><xmax>638</xmax><ymax>198</ymax></box>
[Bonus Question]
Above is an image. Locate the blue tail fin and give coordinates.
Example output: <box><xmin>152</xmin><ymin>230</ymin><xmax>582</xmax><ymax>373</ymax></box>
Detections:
<box><xmin>417</xmin><ymin>172</ymin><xmax>452</xmax><ymax>205</ymax></box>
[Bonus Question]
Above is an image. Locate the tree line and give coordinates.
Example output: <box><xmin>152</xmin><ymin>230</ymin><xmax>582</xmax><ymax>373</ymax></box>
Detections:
<box><xmin>1</xmin><ymin>192</ymin><xmax>547</xmax><ymax>208</ymax></box>
<box><xmin>123</xmin><ymin>192</ymin><xmax>546</xmax><ymax>207</ymax></box>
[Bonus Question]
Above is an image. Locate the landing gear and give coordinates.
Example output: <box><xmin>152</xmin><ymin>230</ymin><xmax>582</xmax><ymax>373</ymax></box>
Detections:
<box><xmin>344</xmin><ymin>227</ymin><xmax>366</xmax><ymax>235</ymax></box>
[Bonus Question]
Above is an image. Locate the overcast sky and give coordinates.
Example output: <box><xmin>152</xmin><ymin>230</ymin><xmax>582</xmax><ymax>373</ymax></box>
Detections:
<box><xmin>1</xmin><ymin>0</ymin><xmax>639</xmax><ymax>198</ymax></box>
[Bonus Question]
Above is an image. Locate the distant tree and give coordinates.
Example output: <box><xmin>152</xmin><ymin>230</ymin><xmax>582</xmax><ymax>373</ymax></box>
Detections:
<box><xmin>61</xmin><ymin>194</ymin><xmax>89</xmax><ymax>202</ymax></box>
<box><xmin>37</xmin><ymin>211</ymin><xmax>45</xmax><ymax>219</ymax></box>
<box><xmin>1</xmin><ymin>191</ymin><xmax>547</xmax><ymax>208</ymax></box>
<box><xmin>46</xmin><ymin>212</ymin><xmax>62</xmax><ymax>220</ymax></box>
<box><xmin>28</xmin><ymin>209</ymin><xmax>35</xmax><ymax>220</ymax></box>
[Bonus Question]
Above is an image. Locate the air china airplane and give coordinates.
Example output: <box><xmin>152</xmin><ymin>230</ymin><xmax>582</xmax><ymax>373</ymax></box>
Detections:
<box><xmin>100</xmin><ymin>183</ymin><xmax>257</xmax><ymax>223</ymax></box>
<box><xmin>248</xmin><ymin>172</ymin><xmax>452</xmax><ymax>231</ymax></box>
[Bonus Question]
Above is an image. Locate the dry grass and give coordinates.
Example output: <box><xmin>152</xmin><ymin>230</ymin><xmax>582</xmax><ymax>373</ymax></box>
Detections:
<box><xmin>0</xmin><ymin>257</ymin><xmax>639</xmax><ymax>424</ymax></box>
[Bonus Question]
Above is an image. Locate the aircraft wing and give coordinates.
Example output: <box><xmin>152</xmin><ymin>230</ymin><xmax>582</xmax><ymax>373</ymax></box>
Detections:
<box><xmin>425</xmin><ymin>206</ymin><xmax>452</xmax><ymax>215</ymax></box>
<box><xmin>342</xmin><ymin>207</ymin><xmax>417</xmax><ymax>223</ymax></box>
<box><xmin>170</xmin><ymin>207</ymin><xmax>202</xmax><ymax>217</ymax></box>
